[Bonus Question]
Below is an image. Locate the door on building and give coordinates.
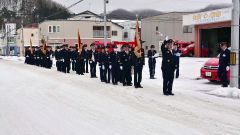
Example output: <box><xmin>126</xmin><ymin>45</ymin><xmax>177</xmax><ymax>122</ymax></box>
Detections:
<box><xmin>200</xmin><ymin>27</ymin><xmax>231</xmax><ymax>57</ymax></box>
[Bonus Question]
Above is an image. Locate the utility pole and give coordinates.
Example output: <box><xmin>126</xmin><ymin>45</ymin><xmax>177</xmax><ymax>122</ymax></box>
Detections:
<box><xmin>20</xmin><ymin>19</ymin><xmax>24</xmax><ymax>57</ymax></box>
<box><xmin>6</xmin><ymin>24</ymin><xmax>9</xmax><ymax>56</ymax></box>
<box><xmin>103</xmin><ymin>0</ymin><xmax>109</xmax><ymax>47</ymax></box>
<box><xmin>230</xmin><ymin>0</ymin><xmax>240</xmax><ymax>88</ymax></box>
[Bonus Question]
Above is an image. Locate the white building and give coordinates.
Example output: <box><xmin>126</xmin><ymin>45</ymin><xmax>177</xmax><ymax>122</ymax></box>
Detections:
<box><xmin>39</xmin><ymin>11</ymin><xmax>124</xmax><ymax>48</ymax></box>
<box><xmin>112</xmin><ymin>20</ymin><xmax>141</xmax><ymax>42</ymax></box>
<box><xmin>16</xmin><ymin>23</ymin><xmax>40</xmax><ymax>47</ymax></box>
<box><xmin>0</xmin><ymin>23</ymin><xmax>18</xmax><ymax>56</ymax></box>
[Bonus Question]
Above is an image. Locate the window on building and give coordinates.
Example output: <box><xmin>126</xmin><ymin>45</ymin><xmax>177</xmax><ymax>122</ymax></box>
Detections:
<box><xmin>112</xmin><ymin>31</ymin><xmax>118</xmax><ymax>36</ymax></box>
<box><xmin>57</xmin><ymin>26</ymin><xmax>60</xmax><ymax>32</ymax></box>
<box><xmin>93</xmin><ymin>26</ymin><xmax>111</xmax><ymax>38</ymax></box>
<box><xmin>124</xmin><ymin>32</ymin><xmax>128</xmax><ymax>39</ymax></box>
<box><xmin>48</xmin><ymin>26</ymin><xmax>52</xmax><ymax>33</ymax></box>
<box><xmin>183</xmin><ymin>26</ymin><xmax>193</xmax><ymax>33</ymax></box>
<box><xmin>53</xmin><ymin>26</ymin><xmax>56</xmax><ymax>33</ymax></box>
<box><xmin>145</xmin><ymin>46</ymin><xmax>148</xmax><ymax>50</ymax></box>
<box><xmin>156</xmin><ymin>26</ymin><xmax>159</xmax><ymax>31</ymax></box>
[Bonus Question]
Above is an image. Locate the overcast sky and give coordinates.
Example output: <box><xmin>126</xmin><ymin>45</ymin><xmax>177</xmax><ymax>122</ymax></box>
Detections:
<box><xmin>52</xmin><ymin>0</ymin><xmax>232</xmax><ymax>14</ymax></box>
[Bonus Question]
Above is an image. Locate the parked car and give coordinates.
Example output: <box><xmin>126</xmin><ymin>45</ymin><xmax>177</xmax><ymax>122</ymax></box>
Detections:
<box><xmin>200</xmin><ymin>56</ymin><xmax>230</xmax><ymax>82</ymax></box>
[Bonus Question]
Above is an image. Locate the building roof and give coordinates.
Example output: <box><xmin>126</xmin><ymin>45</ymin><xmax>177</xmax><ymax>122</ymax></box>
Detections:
<box><xmin>42</xmin><ymin>10</ymin><xmax>124</xmax><ymax>29</ymax></box>
<box><xmin>142</xmin><ymin>11</ymin><xmax>196</xmax><ymax>21</ymax></box>
<box><xmin>71</xmin><ymin>10</ymin><xmax>104</xmax><ymax>20</ymax></box>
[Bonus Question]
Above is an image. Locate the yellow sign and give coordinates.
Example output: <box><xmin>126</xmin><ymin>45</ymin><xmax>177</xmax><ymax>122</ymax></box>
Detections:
<box><xmin>183</xmin><ymin>8</ymin><xmax>232</xmax><ymax>26</ymax></box>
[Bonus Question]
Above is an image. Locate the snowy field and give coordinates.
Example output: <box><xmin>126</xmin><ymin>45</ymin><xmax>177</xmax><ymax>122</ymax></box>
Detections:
<box><xmin>0</xmin><ymin>56</ymin><xmax>240</xmax><ymax>135</ymax></box>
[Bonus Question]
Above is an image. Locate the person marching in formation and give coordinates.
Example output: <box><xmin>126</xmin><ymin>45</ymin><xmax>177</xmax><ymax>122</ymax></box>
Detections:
<box><xmin>82</xmin><ymin>44</ymin><xmax>89</xmax><ymax>73</ymax></box>
<box><xmin>120</xmin><ymin>44</ymin><xmax>133</xmax><ymax>86</ymax></box>
<box><xmin>110</xmin><ymin>45</ymin><xmax>121</xmax><ymax>85</ymax></box>
<box><xmin>89</xmin><ymin>43</ymin><xmax>98</xmax><ymax>78</ymax></box>
<box><xmin>148</xmin><ymin>45</ymin><xmax>157</xmax><ymax>79</ymax></box>
<box><xmin>75</xmin><ymin>45</ymin><xmax>85</xmax><ymax>75</ymax></box>
<box><xmin>55</xmin><ymin>46</ymin><xmax>61</xmax><ymax>71</ymax></box>
<box><xmin>70</xmin><ymin>46</ymin><xmax>77</xmax><ymax>72</ymax></box>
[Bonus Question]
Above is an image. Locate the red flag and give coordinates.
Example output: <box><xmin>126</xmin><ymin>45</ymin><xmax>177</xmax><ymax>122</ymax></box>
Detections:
<box><xmin>78</xmin><ymin>29</ymin><xmax>82</xmax><ymax>52</ymax></box>
<box><xmin>30</xmin><ymin>39</ymin><xmax>33</xmax><ymax>54</ymax></box>
<box><xmin>41</xmin><ymin>39</ymin><xmax>47</xmax><ymax>54</ymax></box>
<box><xmin>134</xmin><ymin>19</ymin><xmax>142</xmax><ymax>58</ymax></box>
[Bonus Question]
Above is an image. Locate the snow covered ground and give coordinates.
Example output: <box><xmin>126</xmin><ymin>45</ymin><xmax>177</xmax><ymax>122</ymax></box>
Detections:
<box><xmin>0</xmin><ymin>56</ymin><xmax>240</xmax><ymax>135</ymax></box>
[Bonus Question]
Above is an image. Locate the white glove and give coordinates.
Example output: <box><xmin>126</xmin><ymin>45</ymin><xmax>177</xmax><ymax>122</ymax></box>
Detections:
<box><xmin>120</xmin><ymin>66</ymin><xmax>123</xmax><ymax>70</ymax></box>
<box><xmin>175</xmin><ymin>53</ymin><xmax>181</xmax><ymax>57</ymax></box>
<box><xmin>89</xmin><ymin>61</ymin><xmax>92</xmax><ymax>64</ymax></box>
<box><xmin>109</xmin><ymin>65</ymin><xmax>112</xmax><ymax>69</ymax></box>
<box><xmin>226</xmin><ymin>66</ymin><xmax>230</xmax><ymax>71</ymax></box>
<box><xmin>84</xmin><ymin>59</ymin><xmax>86</xmax><ymax>62</ymax></box>
<box><xmin>102</xmin><ymin>65</ymin><xmax>105</xmax><ymax>70</ymax></box>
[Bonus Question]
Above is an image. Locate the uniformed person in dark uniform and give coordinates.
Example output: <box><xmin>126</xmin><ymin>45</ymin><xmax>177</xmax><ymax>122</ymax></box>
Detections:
<box><xmin>89</xmin><ymin>43</ymin><xmax>98</xmax><ymax>78</ymax></box>
<box><xmin>70</xmin><ymin>46</ymin><xmax>77</xmax><ymax>71</ymax></box>
<box><xmin>129</xmin><ymin>46</ymin><xmax>134</xmax><ymax>84</ymax></box>
<box><xmin>173</xmin><ymin>43</ymin><xmax>181</xmax><ymax>78</ymax></box>
<box><xmin>33</xmin><ymin>46</ymin><xmax>41</xmax><ymax>66</ymax></box>
<box><xmin>61</xmin><ymin>44</ymin><xmax>71</xmax><ymax>73</ymax></box>
<box><xmin>39</xmin><ymin>46</ymin><xmax>46</xmax><ymax>67</ymax></box>
<box><xmin>45</xmin><ymin>46</ymin><xmax>53</xmax><ymax>69</ymax></box>
<box><xmin>25</xmin><ymin>47</ymin><xmax>31</xmax><ymax>64</ymax></box>
<box><xmin>59</xmin><ymin>45</ymin><xmax>65</xmax><ymax>72</ymax></box>
<box><xmin>218</xmin><ymin>42</ymin><xmax>230</xmax><ymax>87</ymax></box>
<box><xmin>133</xmin><ymin>47</ymin><xmax>145</xmax><ymax>88</ymax></box>
<box><xmin>55</xmin><ymin>46</ymin><xmax>61</xmax><ymax>71</ymax></box>
<box><xmin>161</xmin><ymin>39</ymin><xmax>177</xmax><ymax>96</ymax></box>
<box><xmin>121</xmin><ymin>44</ymin><xmax>133</xmax><ymax>86</ymax></box>
<box><xmin>82</xmin><ymin>44</ymin><xmax>89</xmax><ymax>73</ymax></box>
<box><xmin>118</xmin><ymin>47</ymin><xmax>124</xmax><ymax>84</ymax></box>
<box><xmin>99</xmin><ymin>46</ymin><xmax>106</xmax><ymax>82</ymax></box>
<box><xmin>75</xmin><ymin>48</ymin><xmax>85</xmax><ymax>75</ymax></box>
<box><xmin>104</xmin><ymin>45</ymin><xmax>111</xmax><ymax>83</ymax></box>
<box><xmin>110</xmin><ymin>45</ymin><xmax>120</xmax><ymax>85</ymax></box>
<box><xmin>148</xmin><ymin>45</ymin><xmax>157</xmax><ymax>79</ymax></box>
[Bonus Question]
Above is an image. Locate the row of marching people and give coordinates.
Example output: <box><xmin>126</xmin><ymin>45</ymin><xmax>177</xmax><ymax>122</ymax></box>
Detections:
<box><xmin>53</xmin><ymin>43</ymin><xmax>146</xmax><ymax>88</ymax></box>
<box><xmin>25</xmin><ymin>46</ymin><xmax>53</xmax><ymax>69</ymax></box>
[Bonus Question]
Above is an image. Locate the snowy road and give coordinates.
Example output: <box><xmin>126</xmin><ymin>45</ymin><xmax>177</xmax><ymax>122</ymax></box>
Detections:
<box><xmin>0</xmin><ymin>58</ymin><xmax>240</xmax><ymax>135</ymax></box>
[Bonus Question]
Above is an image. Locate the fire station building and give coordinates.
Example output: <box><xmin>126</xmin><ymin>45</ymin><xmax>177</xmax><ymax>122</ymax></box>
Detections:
<box><xmin>183</xmin><ymin>8</ymin><xmax>232</xmax><ymax>57</ymax></box>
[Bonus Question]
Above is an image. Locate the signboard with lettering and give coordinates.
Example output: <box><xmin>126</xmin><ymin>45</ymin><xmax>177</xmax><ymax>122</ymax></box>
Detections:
<box><xmin>183</xmin><ymin>8</ymin><xmax>232</xmax><ymax>26</ymax></box>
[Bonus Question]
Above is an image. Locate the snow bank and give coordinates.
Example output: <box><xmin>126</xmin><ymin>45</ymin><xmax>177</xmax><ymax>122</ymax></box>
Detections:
<box><xmin>208</xmin><ymin>87</ymin><xmax>240</xmax><ymax>99</ymax></box>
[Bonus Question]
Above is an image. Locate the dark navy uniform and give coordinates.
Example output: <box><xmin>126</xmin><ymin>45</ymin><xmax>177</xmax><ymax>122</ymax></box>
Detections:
<box><xmin>25</xmin><ymin>48</ymin><xmax>31</xmax><ymax>64</ymax></box>
<box><xmin>33</xmin><ymin>47</ymin><xmax>41</xmax><ymax>66</ymax></box>
<box><xmin>83</xmin><ymin>45</ymin><xmax>89</xmax><ymax>73</ymax></box>
<box><xmin>61</xmin><ymin>46</ymin><xmax>71</xmax><ymax>73</ymax></box>
<box><xmin>70</xmin><ymin>48</ymin><xmax>77</xmax><ymax>71</ymax></box>
<box><xmin>45</xmin><ymin>48</ymin><xmax>53</xmax><ymax>69</ymax></box>
<box><xmin>133</xmin><ymin>48</ymin><xmax>145</xmax><ymax>88</ymax></box>
<box><xmin>218</xmin><ymin>48</ymin><xmax>230</xmax><ymax>87</ymax></box>
<box><xmin>110</xmin><ymin>47</ymin><xmax>121</xmax><ymax>85</ymax></box>
<box><xmin>121</xmin><ymin>49</ymin><xmax>133</xmax><ymax>86</ymax></box>
<box><xmin>104</xmin><ymin>50</ymin><xmax>111</xmax><ymax>83</ymax></box>
<box><xmin>76</xmin><ymin>51</ymin><xmax>85</xmax><ymax>75</ymax></box>
<box><xmin>89</xmin><ymin>47</ymin><xmax>98</xmax><ymax>78</ymax></box>
<box><xmin>55</xmin><ymin>47</ymin><xmax>61</xmax><ymax>71</ymax></box>
<box><xmin>161</xmin><ymin>40</ymin><xmax>177</xmax><ymax>96</ymax></box>
<box><xmin>147</xmin><ymin>48</ymin><xmax>157</xmax><ymax>79</ymax></box>
<box><xmin>98</xmin><ymin>49</ymin><xmax>106</xmax><ymax>82</ymax></box>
